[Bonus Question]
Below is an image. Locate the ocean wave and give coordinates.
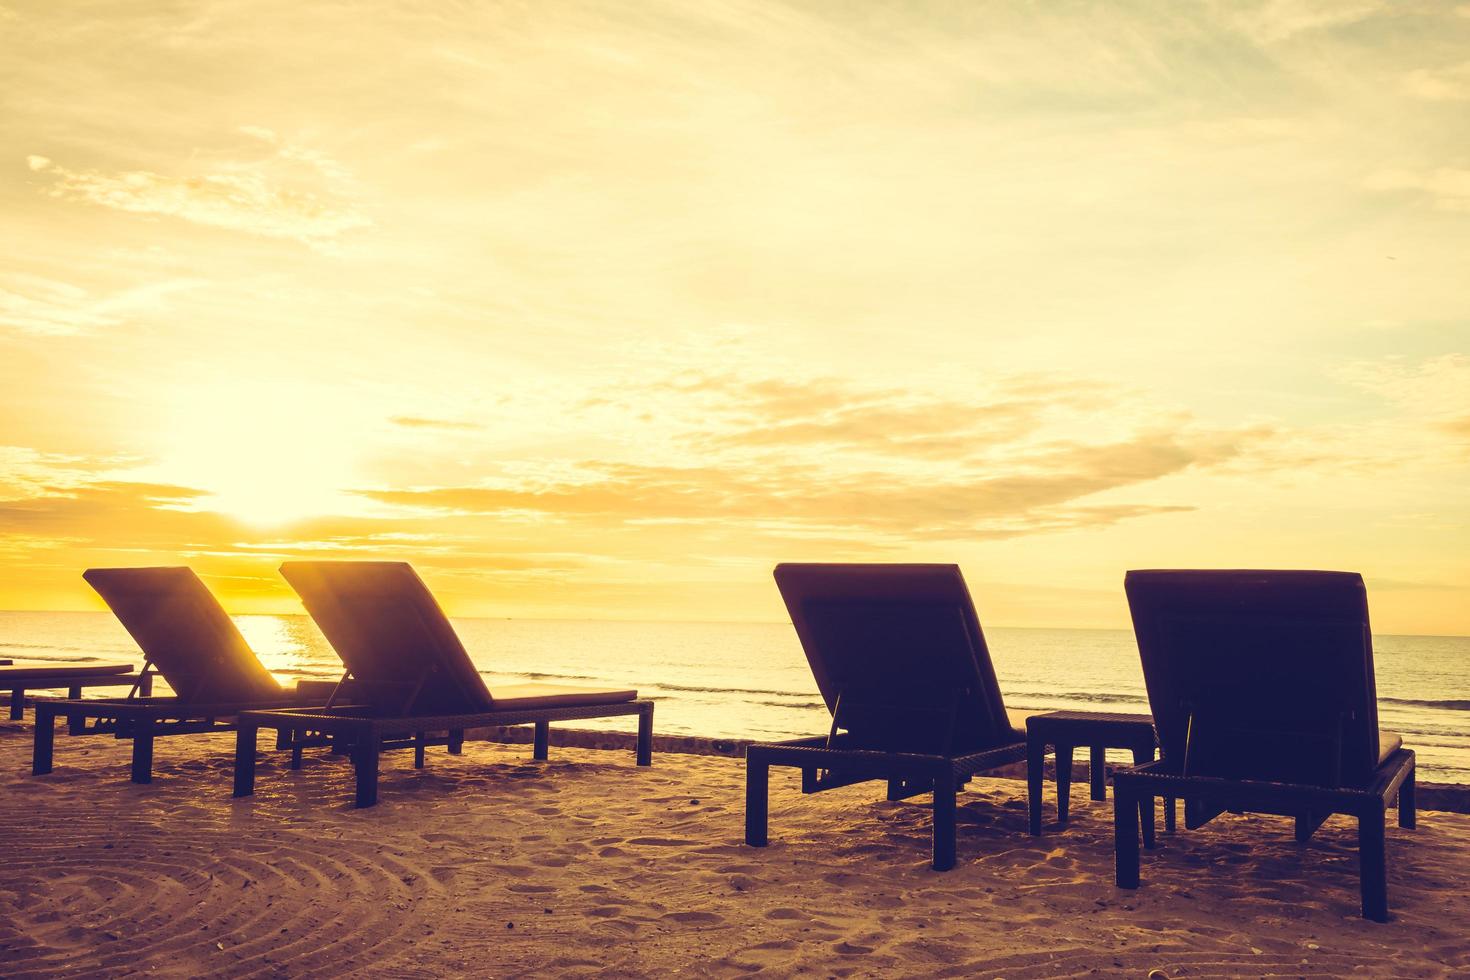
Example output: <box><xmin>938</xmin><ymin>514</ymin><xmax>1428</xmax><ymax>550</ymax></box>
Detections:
<box><xmin>0</xmin><ymin>653</ymin><xmax>127</xmax><ymax>664</ymax></box>
<box><xmin>0</xmin><ymin>642</ymin><xmax>111</xmax><ymax>654</ymax></box>
<box><xmin>518</xmin><ymin>670</ymin><xmax>606</xmax><ymax>683</ymax></box>
<box><xmin>656</xmin><ymin>682</ymin><xmax>817</xmax><ymax>699</ymax></box>
<box><xmin>1005</xmin><ymin>691</ymin><xmax>1149</xmax><ymax>707</ymax></box>
<box><xmin>1379</xmin><ymin>696</ymin><xmax>1470</xmax><ymax>711</ymax></box>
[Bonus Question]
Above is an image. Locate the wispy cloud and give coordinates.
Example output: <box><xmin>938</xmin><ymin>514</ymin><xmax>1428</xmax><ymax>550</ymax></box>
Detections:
<box><xmin>25</xmin><ymin>129</ymin><xmax>369</xmax><ymax>245</ymax></box>
<box><xmin>0</xmin><ymin>272</ymin><xmax>204</xmax><ymax>336</ymax></box>
<box><xmin>1364</xmin><ymin>167</ymin><xmax>1470</xmax><ymax>212</ymax></box>
<box><xmin>355</xmin><ymin>369</ymin><xmax>1267</xmax><ymax>543</ymax></box>
<box><xmin>389</xmin><ymin>416</ymin><xmax>485</xmax><ymax>431</ymax></box>
<box><xmin>1225</xmin><ymin>0</ymin><xmax>1388</xmax><ymax>44</ymax></box>
<box><xmin>1402</xmin><ymin>61</ymin><xmax>1470</xmax><ymax>101</ymax></box>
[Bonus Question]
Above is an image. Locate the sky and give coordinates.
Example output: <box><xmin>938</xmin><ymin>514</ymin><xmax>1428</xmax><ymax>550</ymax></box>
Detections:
<box><xmin>1</xmin><ymin>0</ymin><xmax>1468</xmax><ymax>633</ymax></box>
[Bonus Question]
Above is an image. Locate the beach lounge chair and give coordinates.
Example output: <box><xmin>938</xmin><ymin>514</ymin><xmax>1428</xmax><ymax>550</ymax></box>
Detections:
<box><xmin>744</xmin><ymin>563</ymin><xmax>1027</xmax><ymax>870</ymax></box>
<box><xmin>4</xmin><ymin>660</ymin><xmax>139</xmax><ymax>720</ymax></box>
<box><xmin>31</xmin><ymin>567</ymin><xmax>339</xmax><ymax>783</ymax></box>
<box><xmin>232</xmin><ymin>561</ymin><xmax>654</xmax><ymax>807</ymax></box>
<box><xmin>1112</xmin><ymin>570</ymin><xmax>1416</xmax><ymax>921</ymax></box>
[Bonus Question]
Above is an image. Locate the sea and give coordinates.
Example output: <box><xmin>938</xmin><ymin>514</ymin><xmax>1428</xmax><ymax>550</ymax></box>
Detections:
<box><xmin>3</xmin><ymin>611</ymin><xmax>1467</xmax><ymax>783</ymax></box>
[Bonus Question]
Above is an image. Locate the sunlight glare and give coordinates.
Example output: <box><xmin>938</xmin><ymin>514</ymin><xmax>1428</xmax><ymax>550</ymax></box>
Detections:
<box><xmin>153</xmin><ymin>379</ymin><xmax>370</xmax><ymax>526</ymax></box>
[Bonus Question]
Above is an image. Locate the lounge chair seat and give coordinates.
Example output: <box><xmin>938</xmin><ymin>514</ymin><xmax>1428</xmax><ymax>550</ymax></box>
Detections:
<box><xmin>31</xmin><ymin>567</ymin><xmax>335</xmax><ymax>784</ymax></box>
<box><xmin>1113</xmin><ymin>569</ymin><xmax>1417</xmax><ymax>922</ymax></box>
<box><xmin>745</xmin><ymin>563</ymin><xmax>1028</xmax><ymax>871</ymax></box>
<box><xmin>3</xmin><ymin>661</ymin><xmax>138</xmax><ymax>719</ymax></box>
<box><xmin>232</xmin><ymin>561</ymin><xmax>654</xmax><ymax>807</ymax></box>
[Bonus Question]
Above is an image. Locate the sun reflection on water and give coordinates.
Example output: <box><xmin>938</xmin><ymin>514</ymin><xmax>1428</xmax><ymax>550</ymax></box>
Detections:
<box><xmin>232</xmin><ymin>614</ymin><xmax>339</xmax><ymax>685</ymax></box>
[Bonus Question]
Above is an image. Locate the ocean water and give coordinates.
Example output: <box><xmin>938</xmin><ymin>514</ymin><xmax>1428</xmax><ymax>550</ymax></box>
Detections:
<box><xmin>3</xmin><ymin>611</ymin><xmax>1468</xmax><ymax>783</ymax></box>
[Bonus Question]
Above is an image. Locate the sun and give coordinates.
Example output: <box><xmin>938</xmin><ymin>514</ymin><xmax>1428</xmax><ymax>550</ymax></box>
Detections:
<box><xmin>150</xmin><ymin>378</ymin><xmax>369</xmax><ymax>526</ymax></box>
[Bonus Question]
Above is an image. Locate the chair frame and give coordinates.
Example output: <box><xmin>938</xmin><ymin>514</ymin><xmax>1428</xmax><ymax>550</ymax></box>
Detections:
<box><xmin>6</xmin><ymin>667</ymin><xmax>141</xmax><ymax>719</ymax></box>
<box><xmin>1113</xmin><ymin>748</ymin><xmax>1415</xmax><ymax>921</ymax></box>
<box><xmin>234</xmin><ymin>698</ymin><xmax>654</xmax><ymax>807</ymax></box>
<box><xmin>30</xmin><ymin>659</ymin><xmax>338</xmax><ymax>783</ymax></box>
<box><xmin>745</xmin><ymin>732</ymin><xmax>1026</xmax><ymax>870</ymax></box>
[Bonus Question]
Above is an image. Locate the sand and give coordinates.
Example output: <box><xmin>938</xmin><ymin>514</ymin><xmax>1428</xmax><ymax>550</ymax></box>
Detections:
<box><xmin>2</xmin><ymin>720</ymin><xmax>1468</xmax><ymax>978</ymax></box>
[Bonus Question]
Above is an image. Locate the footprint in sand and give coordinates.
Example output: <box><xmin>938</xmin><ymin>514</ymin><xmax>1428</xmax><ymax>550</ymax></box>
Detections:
<box><xmin>584</xmin><ymin>905</ymin><xmax>625</xmax><ymax>918</ymax></box>
<box><xmin>530</xmin><ymin>855</ymin><xmax>572</xmax><ymax>868</ymax></box>
<box><xmin>663</xmin><ymin>911</ymin><xmax>723</xmax><ymax>925</ymax></box>
<box><xmin>834</xmin><ymin>941</ymin><xmax>874</xmax><ymax>955</ymax></box>
<box><xmin>764</xmin><ymin>908</ymin><xmax>806</xmax><ymax>921</ymax></box>
<box><xmin>626</xmin><ymin>837</ymin><xmax>692</xmax><ymax>847</ymax></box>
<box><xmin>485</xmin><ymin>864</ymin><xmax>535</xmax><ymax>879</ymax></box>
<box><xmin>506</xmin><ymin>883</ymin><xmax>557</xmax><ymax>894</ymax></box>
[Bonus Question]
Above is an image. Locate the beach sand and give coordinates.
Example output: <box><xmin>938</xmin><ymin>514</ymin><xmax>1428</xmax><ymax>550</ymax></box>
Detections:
<box><xmin>2</xmin><ymin>721</ymin><xmax>1467</xmax><ymax>978</ymax></box>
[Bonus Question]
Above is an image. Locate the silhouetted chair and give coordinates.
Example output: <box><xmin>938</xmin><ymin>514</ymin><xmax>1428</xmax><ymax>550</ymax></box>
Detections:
<box><xmin>233</xmin><ymin>561</ymin><xmax>654</xmax><ymax>807</ymax></box>
<box><xmin>4</xmin><ymin>660</ymin><xmax>138</xmax><ymax>721</ymax></box>
<box><xmin>32</xmin><ymin>567</ymin><xmax>339</xmax><ymax>783</ymax></box>
<box><xmin>1112</xmin><ymin>570</ymin><xmax>1416</xmax><ymax>921</ymax></box>
<box><xmin>745</xmin><ymin>564</ymin><xmax>1027</xmax><ymax>870</ymax></box>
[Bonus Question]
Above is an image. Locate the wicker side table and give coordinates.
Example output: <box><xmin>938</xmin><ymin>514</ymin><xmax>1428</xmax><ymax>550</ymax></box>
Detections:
<box><xmin>1027</xmin><ymin>709</ymin><xmax>1175</xmax><ymax>844</ymax></box>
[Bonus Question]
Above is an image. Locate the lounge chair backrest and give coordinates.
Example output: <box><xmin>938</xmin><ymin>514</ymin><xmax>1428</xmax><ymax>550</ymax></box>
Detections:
<box><xmin>83</xmin><ymin>567</ymin><xmax>284</xmax><ymax>703</ymax></box>
<box><xmin>1125</xmin><ymin>569</ymin><xmax>1382</xmax><ymax>788</ymax></box>
<box><xmin>279</xmin><ymin>561</ymin><xmax>493</xmax><ymax>715</ymax></box>
<box><xmin>774</xmin><ymin>563</ymin><xmax>1015</xmax><ymax>754</ymax></box>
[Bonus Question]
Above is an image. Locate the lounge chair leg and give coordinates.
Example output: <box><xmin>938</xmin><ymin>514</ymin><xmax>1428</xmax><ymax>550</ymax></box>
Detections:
<box><xmin>448</xmin><ymin>729</ymin><xmax>464</xmax><ymax>755</ymax></box>
<box><xmin>1399</xmin><ymin>766</ymin><xmax>1416</xmax><ymax>830</ymax></box>
<box><xmin>32</xmin><ymin>703</ymin><xmax>56</xmax><ymax>775</ymax></box>
<box><xmin>1296</xmin><ymin>810</ymin><xmax>1329</xmax><ymax>843</ymax></box>
<box><xmin>636</xmin><ymin>703</ymin><xmax>653</xmax><ymax>767</ymax></box>
<box><xmin>138</xmin><ymin>673</ymin><xmax>153</xmax><ymax>696</ymax></box>
<box><xmin>931</xmin><ymin>777</ymin><xmax>958</xmax><ymax>871</ymax></box>
<box><xmin>744</xmin><ymin>754</ymin><xmax>769</xmax><ymax>847</ymax></box>
<box><xmin>9</xmin><ymin>687</ymin><xmax>24</xmax><ymax>720</ymax></box>
<box><xmin>1165</xmin><ymin>796</ymin><xmax>1177</xmax><ymax>833</ymax></box>
<box><xmin>1130</xmin><ymin>748</ymin><xmax>1155</xmax><ymax>850</ymax></box>
<box><xmin>533</xmin><ymin>721</ymin><xmax>549</xmax><ymax>761</ymax></box>
<box><xmin>68</xmin><ymin>685</ymin><xmax>81</xmax><ymax>699</ymax></box>
<box><xmin>233</xmin><ymin>723</ymin><xmax>258</xmax><ymax>798</ymax></box>
<box><xmin>1114</xmin><ymin>783</ymin><xmax>1140</xmax><ymax>888</ymax></box>
<box><xmin>290</xmin><ymin>730</ymin><xmax>304</xmax><ymax>770</ymax></box>
<box><xmin>354</xmin><ymin>735</ymin><xmax>380</xmax><ymax>808</ymax></box>
<box><xmin>1056</xmin><ymin>744</ymin><xmax>1074</xmax><ymax>823</ymax></box>
<box><xmin>1090</xmin><ymin>746</ymin><xmax>1106</xmax><ymax>801</ymax></box>
<box><xmin>1027</xmin><ymin>734</ymin><xmax>1045</xmax><ymax>835</ymax></box>
<box><xmin>414</xmin><ymin>731</ymin><xmax>426</xmax><ymax>769</ymax></box>
<box><xmin>131</xmin><ymin>719</ymin><xmax>155</xmax><ymax>784</ymax></box>
<box><xmin>1359</xmin><ymin>807</ymin><xmax>1388</xmax><ymax>921</ymax></box>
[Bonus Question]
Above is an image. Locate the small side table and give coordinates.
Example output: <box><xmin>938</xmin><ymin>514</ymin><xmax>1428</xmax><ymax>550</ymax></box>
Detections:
<box><xmin>1027</xmin><ymin>710</ymin><xmax>1176</xmax><ymax>844</ymax></box>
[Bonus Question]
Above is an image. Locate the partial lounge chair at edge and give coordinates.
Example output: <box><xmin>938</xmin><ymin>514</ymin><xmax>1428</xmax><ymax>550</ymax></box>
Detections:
<box><xmin>1112</xmin><ymin>570</ymin><xmax>1416</xmax><ymax>921</ymax></box>
<box><xmin>745</xmin><ymin>563</ymin><xmax>1028</xmax><ymax>870</ymax></box>
<box><xmin>4</xmin><ymin>660</ymin><xmax>139</xmax><ymax>722</ymax></box>
<box><xmin>32</xmin><ymin>567</ymin><xmax>340</xmax><ymax>784</ymax></box>
<box><xmin>233</xmin><ymin>561</ymin><xmax>654</xmax><ymax>808</ymax></box>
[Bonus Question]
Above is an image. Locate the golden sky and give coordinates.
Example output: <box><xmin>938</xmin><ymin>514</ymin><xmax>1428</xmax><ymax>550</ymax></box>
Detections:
<box><xmin>2</xmin><ymin>1</ymin><xmax>1468</xmax><ymax>633</ymax></box>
